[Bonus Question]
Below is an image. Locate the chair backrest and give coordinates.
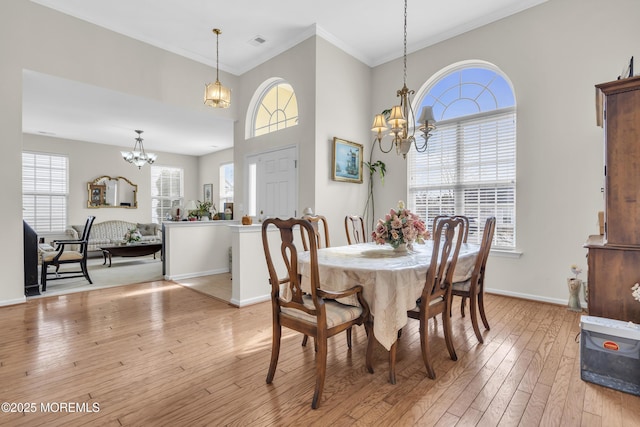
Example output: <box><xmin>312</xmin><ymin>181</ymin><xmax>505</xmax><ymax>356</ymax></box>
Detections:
<box><xmin>472</xmin><ymin>217</ymin><xmax>496</xmax><ymax>291</ymax></box>
<box><xmin>344</xmin><ymin>215</ymin><xmax>366</xmax><ymax>245</ymax></box>
<box><xmin>452</xmin><ymin>215</ymin><xmax>469</xmax><ymax>243</ymax></box>
<box><xmin>80</xmin><ymin>216</ymin><xmax>96</xmax><ymax>241</ymax></box>
<box><xmin>262</xmin><ymin>217</ymin><xmax>321</xmax><ymax>315</ymax></box>
<box><xmin>432</xmin><ymin>215</ymin><xmax>447</xmax><ymax>236</ymax></box>
<box><xmin>421</xmin><ymin>217</ymin><xmax>465</xmax><ymax>305</ymax></box>
<box><xmin>78</xmin><ymin>216</ymin><xmax>96</xmax><ymax>254</ymax></box>
<box><xmin>433</xmin><ymin>214</ymin><xmax>469</xmax><ymax>243</ymax></box>
<box><xmin>300</xmin><ymin>214</ymin><xmax>330</xmax><ymax>251</ymax></box>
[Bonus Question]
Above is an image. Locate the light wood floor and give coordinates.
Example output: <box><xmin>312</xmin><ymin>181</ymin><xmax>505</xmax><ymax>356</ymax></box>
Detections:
<box><xmin>1</xmin><ymin>281</ymin><xmax>638</xmax><ymax>426</ymax></box>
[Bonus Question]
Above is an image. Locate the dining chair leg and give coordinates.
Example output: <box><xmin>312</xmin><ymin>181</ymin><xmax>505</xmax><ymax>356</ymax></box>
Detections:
<box><xmin>469</xmin><ymin>293</ymin><xmax>484</xmax><ymax>343</ymax></box>
<box><xmin>388</xmin><ymin>340</ymin><xmax>398</xmax><ymax>384</ymax></box>
<box><xmin>478</xmin><ymin>293</ymin><xmax>490</xmax><ymax>330</ymax></box>
<box><xmin>419</xmin><ymin>315</ymin><xmax>436</xmax><ymax>379</ymax></box>
<box><xmin>301</xmin><ymin>335</ymin><xmax>308</xmax><ymax>347</ymax></box>
<box><xmin>346</xmin><ymin>327</ymin><xmax>352</xmax><ymax>349</ymax></box>
<box><xmin>460</xmin><ymin>296</ymin><xmax>467</xmax><ymax>317</ymax></box>
<box><xmin>266</xmin><ymin>323</ymin><xmax>282</xmax><ymax>384</ymax></box>
<box><xmin>312</xmin><ymin>333</ymin><xmax>328</xmax><ymax>409</ymax></box>
<box><xmin>442</xmin><ymin>311</ymin><xmax>458</xmax><ymax>363</ymax></box>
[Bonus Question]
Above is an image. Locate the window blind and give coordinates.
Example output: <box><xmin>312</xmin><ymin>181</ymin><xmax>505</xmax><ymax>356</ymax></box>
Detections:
<box><xmin>22</xmin><ymin>152</ymin><xmax>68</xmax><ymax>233</ymax></box>
<box><xmin>408</xmin><ymin>109</ymin><xmax>516</xmax><ymax>248</ymax></box>
<box><xmin>151</xmin><ymin>166</ymin><xmax>183</xmax><ymax>223</ymax></box>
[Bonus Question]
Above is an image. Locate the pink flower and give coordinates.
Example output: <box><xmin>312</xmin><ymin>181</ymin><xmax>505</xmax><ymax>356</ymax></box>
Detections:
<box><xmin>373</xmin><ymin>201</ymin><xmax>428</xmax><ymax>250</ymax></box>
<box><xmin>391</xmin><ymin>216</ymin><xmax>403</xmax><ymax>229</ymax></box>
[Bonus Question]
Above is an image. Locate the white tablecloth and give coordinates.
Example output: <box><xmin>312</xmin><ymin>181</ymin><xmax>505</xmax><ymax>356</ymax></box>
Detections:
<box><xmin>298</xmin><ymin>242</ymin><xmax>479</xmax><ymax>350</ymax></box>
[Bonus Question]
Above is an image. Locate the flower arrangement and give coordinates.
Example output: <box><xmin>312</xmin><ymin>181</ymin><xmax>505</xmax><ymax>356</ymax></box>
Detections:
<box><xmin>371</xmin><ymin>201</ymin><xmax>429</xmax><ymax>250</ymax></box>
<box><xmin>124</xmin><ymin>228</ymin><xmax>142</xmax><ymax>243</ymax></box>
<box><xmin>632</xmin><ymin>283</ymin><xmax>640</xmax><ymax>302</ymax></box>
<box><xmin>570</xmin><ymin>265</ymin><xmax>582</xmax><ymax>279</ymax></box>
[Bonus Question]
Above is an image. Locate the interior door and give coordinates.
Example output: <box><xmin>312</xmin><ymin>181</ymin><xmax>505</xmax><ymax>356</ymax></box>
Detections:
<box><xmin>247</xmin><ymin>146</ymin><xmax>298</xmax><ymax>219</ymax></box>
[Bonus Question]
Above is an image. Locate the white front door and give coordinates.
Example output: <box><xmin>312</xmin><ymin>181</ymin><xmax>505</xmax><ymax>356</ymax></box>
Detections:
<box><xmin>246</xmin><ymin>146</ymin><xmax>298</xmax><ymax>219</ymax></box>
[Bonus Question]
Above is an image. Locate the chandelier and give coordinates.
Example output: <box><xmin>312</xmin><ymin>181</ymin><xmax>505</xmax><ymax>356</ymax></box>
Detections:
<box><xmin>371</xmin><ymin>0</ymin><xmax>436</xmax><ymax>159</ymax></box>
<box><xmin>204</xmin><ymin>28</ymin><xmax>231</xmax><ymax>108</ymax></box>
<box><xmin>121</xmin><ymin>130</ymin><xmax>157</xmax><ymax>169</ymax></box>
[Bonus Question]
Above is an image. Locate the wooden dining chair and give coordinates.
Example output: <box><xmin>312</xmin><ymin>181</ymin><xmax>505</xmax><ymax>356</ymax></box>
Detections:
<box><xmin>300</xmin><ymin>214</ymin><xmax>330</xmax><ymax>251</ymax></box>
<box><xmin>262</xmin><ymin>218</ymin><xmax>371</xmax><ymax>409</ymax></box>
<box><xmin>451</xmin><ymin>216</ymin><xmax>496</xmax><ymax>343</ymax></box>
<box><xmin>41</xmin><ymin>216</ymin><xmax>96</xmax><ymax>291</ymax></box>
<box><xmin>344</xmin><ymin>214</ymin><xmax>366</xmax><ymax>245</ymax></box>
<box><xmin>383</xmin><ymin>216</ymin><xmax>464</xmax><ymax>382</ymax></box>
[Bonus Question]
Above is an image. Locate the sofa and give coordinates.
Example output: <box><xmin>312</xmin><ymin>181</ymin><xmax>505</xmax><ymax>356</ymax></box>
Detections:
<box><xmin>66</xmin><ymin>220</ymin><xmax>161</xmax><ymax>252</ymax></box>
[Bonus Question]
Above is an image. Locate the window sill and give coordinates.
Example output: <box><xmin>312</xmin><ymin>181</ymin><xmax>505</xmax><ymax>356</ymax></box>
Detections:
<box><xmin>489</xmin><ymin>248</ymin><xmax>522</xmax><ymax>259</ymax></box>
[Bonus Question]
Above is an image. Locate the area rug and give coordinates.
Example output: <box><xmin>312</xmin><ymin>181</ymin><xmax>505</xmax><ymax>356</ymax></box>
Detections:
<box><xmin>32</xmin><ymin>255</ymin><xmax>163</xmax><ymax>299</ymax></box>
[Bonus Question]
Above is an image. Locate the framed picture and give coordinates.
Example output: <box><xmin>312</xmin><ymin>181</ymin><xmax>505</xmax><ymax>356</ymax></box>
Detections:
<box><xmin>203</xmin><ymin>183</ymin><xmax>213</xmax><ymax>204</ymax></box>
<box><xmin>332</xmin><ymin>137</ymin><xmax>363</xmax><ymax>183</ymax></box>
<box><xmin>88</xmin><ymin>184</ymin><xmax>105</xmax><ymax>207</ymax></box>
<box><xmin>223</xmin><ymin>202</ymin><xmax>234</xmax><ymax>220</ymax></box>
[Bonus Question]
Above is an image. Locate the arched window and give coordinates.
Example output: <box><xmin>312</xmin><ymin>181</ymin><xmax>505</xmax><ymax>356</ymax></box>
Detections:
<box><xmin>249</xmin><ymin>78</ymin><xmax>298</xmax><ymax>138</ymax></box>
<box><xmin>408</xmin><ymin>62</ymin><xmax>516</xmax><ymax>249</ymax></box>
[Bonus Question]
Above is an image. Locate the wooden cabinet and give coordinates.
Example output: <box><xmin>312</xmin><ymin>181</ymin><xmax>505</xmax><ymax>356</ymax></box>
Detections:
<box><xmin>585</xmin><ymin>236</ymin><xmax>640</xmax><ymax>323</ymax></box>
<box><xmin>597</xmin><ymin>76</ymin><xmax>640</xmax><ymax>245</ymax></box>
<box><xmin>586</xmin><ymin>76</ymin><xmax>640</xmax><ymax>323</ymax></box>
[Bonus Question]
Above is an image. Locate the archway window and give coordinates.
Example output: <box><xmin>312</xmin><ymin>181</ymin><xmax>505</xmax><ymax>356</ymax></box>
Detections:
<box><xmin>408</xmin><ymin>63</ymin><xmax>516</xmax><ymax>249</ymax></box>
<box><xmin>252</xmin><ymin>80</ymin><xmax>298</xmax><ymax>137</ymax></box>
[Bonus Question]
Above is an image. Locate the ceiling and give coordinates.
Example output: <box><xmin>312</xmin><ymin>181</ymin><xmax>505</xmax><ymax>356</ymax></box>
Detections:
<box><xmin>25</xmin><ymin>0</ymin><xmax>546</xmax><ymax>156</ymax></box>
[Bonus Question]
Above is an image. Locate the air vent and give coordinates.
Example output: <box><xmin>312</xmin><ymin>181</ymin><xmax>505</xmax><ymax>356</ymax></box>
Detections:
<box><xmin>248</xmin><ymin>35</ymin><xmax>266</xmax><ymax>47</ymax></box>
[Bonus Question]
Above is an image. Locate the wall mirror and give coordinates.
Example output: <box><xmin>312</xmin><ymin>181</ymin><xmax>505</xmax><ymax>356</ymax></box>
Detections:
<box><xmin>88</xmin><ymin>176</ymin><xmax>137</xmax><ymax>208</ymax></box>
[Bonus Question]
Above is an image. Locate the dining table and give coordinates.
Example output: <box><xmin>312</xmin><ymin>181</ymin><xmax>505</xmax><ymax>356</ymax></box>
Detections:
<box><xmin>298</xmin><ymin>241</ymin><xmax>480</xmax><ymax>379</ymax></box>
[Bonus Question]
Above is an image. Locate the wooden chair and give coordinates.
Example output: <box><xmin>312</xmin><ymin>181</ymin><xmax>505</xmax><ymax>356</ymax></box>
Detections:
<box><xmin>344</xmin><ymin>215</ymin><xmax>366</xmax><ymax>244</ymax></box>
<box><xmin>451</xmin><ymin>216</ymin><xmax>496</xmax><ymax>343</ymax></box>
<box><xmin>300</xmin><ymin>214</ymin><xmax>330</xmax><ymax>251</ymax></box>
<box><xmin>262</xmin><ymin>217</ymin><xmax>371</xmax><ymax>409</ymax></box>
<box><xmin>380</xmin><ymin>216</ymin><xmax>464</xmax><ymax>382</ymax></box>
<box><xmin>41</xmin><ymin>216</ymin><xmax>96</xmax><ymax>291</ymax></box>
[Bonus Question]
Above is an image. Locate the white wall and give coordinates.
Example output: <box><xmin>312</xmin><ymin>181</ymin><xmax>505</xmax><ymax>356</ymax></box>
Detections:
<box><xmin>314</xmin><ymin>37</ymin><xmax>372</xmax><ymax>246</ymax></box>
<box><xmin>371</xmin><ymin>0</ymin><xmax>640</xmax><ymax>305</ymax></box>
<box><xmin>0</xmin><ymin>0</ymin><xmax>26</xmax><ymax>305</ymax></box>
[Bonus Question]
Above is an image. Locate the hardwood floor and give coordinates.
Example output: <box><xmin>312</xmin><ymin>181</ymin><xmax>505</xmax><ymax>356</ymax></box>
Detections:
<box><xmin>1</xmin><ymin>281</ymin><xmax>638</xmax><ymax>426</ymax></box>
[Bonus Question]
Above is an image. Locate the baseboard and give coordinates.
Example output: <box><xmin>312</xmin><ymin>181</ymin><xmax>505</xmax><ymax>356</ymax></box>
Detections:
<box><xmin>0</xmin><ymin>296</ymin><xmax>27</xmax><ymax>307</ymax></box>
<box><xmin>165</xmin><ymin>268</ymin><xmax>229</xmax><ymax>281</ymax></box>
<box><xmin>230</xmin><ymin>294</ymin><xmax>270</xmax><ymax>308</ymax></box>
<box><xmin>486</xmin><ymin>287</ymin><xmax>586</xmax><ymax>309</ymax></box>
